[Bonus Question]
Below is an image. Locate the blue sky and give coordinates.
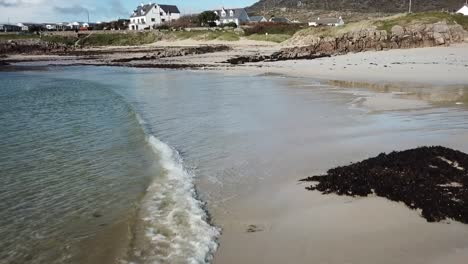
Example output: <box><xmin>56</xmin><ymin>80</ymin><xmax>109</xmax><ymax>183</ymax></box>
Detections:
<box><xmin>0</xmin><ymin>0</ymin><xmax>258</xmax><ymax>23</ymax></box>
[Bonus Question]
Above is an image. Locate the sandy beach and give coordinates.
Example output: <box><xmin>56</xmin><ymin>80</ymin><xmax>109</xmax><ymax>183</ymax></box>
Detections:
<box><xmin>2</xmin><ymin>41</ymin><xmax>468</xmax><ymax>264</ymax></box>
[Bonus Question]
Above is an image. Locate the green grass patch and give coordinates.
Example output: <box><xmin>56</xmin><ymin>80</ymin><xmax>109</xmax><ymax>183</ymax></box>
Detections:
<box><xmin>42</xmin><ymin>35</ymin><xmax>77</xmax><ymax>46</ymax></box>
<box><xmin>0</xmin><ymin>34</ymin><xmax>40</xmax><ymax>40</ymax></box>
<box><xmin>246</xmin><ymin>33</ymin><xmax>291</xmax><ymax>43</ymax></box>
<box><xmin>244</xmin><ymin>22</ymin><xmax>304</xmax><ymax>36</ymax></box>
<box><xmin>79</xmin><ymin>32</ymin><xmax>162</xmax><ymax>46</ymax></box>
<box><xmin>374</xmin><ymin>12</ymin><xmax>468</xmax><ymax>32</ymax></box>
<box><xmin>164</xmin><ymin>30</ymin><xmax>241</xmax><ymax>41</ymax></box>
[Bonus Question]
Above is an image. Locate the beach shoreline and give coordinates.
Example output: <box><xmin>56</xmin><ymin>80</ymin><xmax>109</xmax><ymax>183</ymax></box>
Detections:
<box><xmin>2</xmin><ymin>42</ymin><xmax>468</xmax><ymax>264</ymax></box>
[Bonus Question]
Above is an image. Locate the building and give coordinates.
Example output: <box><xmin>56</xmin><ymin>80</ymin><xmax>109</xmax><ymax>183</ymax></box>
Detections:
<box><xmin>309</xmin><ymin>17</ymin><xmax>345</xmax><ymax>27</ymax></box>
<box><xmin>249</xmin><ymin>16</ymin><xmax>267</xmax><ymax>23</ymax></box>
<box><xmin>213</xmin><ymin>8</ymin><xmax>250</xmax><ymax>26</ymax></box>
<box><xmin>456</xmin><ymin>4</ymin><xmax>468</xmax><ymax>15</ymax></box>
<box><xmin>129</xmin><ymin>3</ymin><xmax>181</xmax><ymax>30</ymax></box>
<box><xmin>269</xmin><ymin>17</ymin><xmax>290</xmax><ymax>23</ymax></box>
<box><xmin>0</xmin><ymin>24</ymin><xmax>22</xmax><ymax>32</ymax></box>
<box><xmin>16</xmin><ymin>23</ymin><xmax>29</xmax><ymax>31</ymax></box>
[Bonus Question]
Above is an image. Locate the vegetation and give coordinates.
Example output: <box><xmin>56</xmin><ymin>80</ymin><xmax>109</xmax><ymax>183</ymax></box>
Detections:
<box><xmin>246</xmin><ymin>33</ymin><xmax>291</xmax><ymax>43</ymax></box>
<box><xmin>41</xmin><ymin>35</ymin><xmax>77</xmax><ymax>46</ymax></box>
<box><xmin>244</xmin><ymin>22</ymin><xmax>304</xmax><ymax>36</ymax></box>
<box><xmin>220</xmin><ymin>22</ymin><xmax>238</xmax><ymax>28</ymax></box>
<box><xmin>198</xmin><ymin>11</ymin><xmax>219</xmax><ymax>26</ymax></box>
<box><xmin>248</xmin><ymin>0</ymin><xmax>463</xmax><ymax>13</ymax></box>
<box><xmin>374</xmin><ymin>12</ymin><xmax>468</xmax><ymax>32</ymax></box>
<box><xmin>289</xmin><ymin>12</ymin><xmax>468</xmax><ymax>40</ymax></box>
<box><xmin>79</xmin><ymin>32</ymin><xmax>162</xmax><ymax>46</ymax></box>
<box><xmin>165</xmin><ymin>30</ymin><xmax>240</xmax><ymax>41</ymax></box>
<box><xmin>0</xmin><ymin>33</ymin><xmax>40</xmax><ymax>40</ymax></box>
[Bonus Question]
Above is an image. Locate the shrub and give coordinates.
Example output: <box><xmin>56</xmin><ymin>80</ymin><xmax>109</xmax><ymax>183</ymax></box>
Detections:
<box><xmin>155</xmin><ymin>24</ymin><xmax>170</xmax><ymax>30</ymax></box>
<box><xmin>243</xmin><ymin>22</ymin><xmax>304</xmax><ymax>36</ymax></box>
<box><xmin>221</xmin><ymin>22</ymin><xmax>238</xmax><ymax>28</ymax></box>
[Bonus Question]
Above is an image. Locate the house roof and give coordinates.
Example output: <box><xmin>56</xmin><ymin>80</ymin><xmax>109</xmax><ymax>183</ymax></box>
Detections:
<box><xmin>457</xmin><ymin>5</ymin><xmax>468</xmax><ymax>15</ymax></box>
<box><xmin>270</xmin><ymin>17</ymin><xmax>290</xmax><ymax>23</ymax></box>
<box><xmin>159</xmin><ymin>4</ymin><xmax>180</xmax><ymax>14</ymax></box>
<box><xmin>213</xmin><ymin>8</ymin><xmax>246</xmax><ymax>19</ymax></box>
<box><xmin>131</xmin><ymin>3</ymin><xmax>156</xmax><ymax>18</ymax></box>
<box><xmin>250</xmin><ymin>16</ymin><xmax>266</xmax><ymax>22</ymax></box>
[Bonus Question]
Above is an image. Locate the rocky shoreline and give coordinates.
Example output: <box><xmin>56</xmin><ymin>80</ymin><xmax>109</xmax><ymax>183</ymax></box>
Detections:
<box><xmin>226</xmin><ymin>22</ymin><xmax>467</xmax><ymax>64</ymax></box>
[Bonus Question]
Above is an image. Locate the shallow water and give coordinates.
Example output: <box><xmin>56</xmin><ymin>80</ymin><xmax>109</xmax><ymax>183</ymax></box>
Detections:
<box><xmin>1</xmin><ymin>66</ymin><xmax>468</xmax><ymax>264</ymax></box>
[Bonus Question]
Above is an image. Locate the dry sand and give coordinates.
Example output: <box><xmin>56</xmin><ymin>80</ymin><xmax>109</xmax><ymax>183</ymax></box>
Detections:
<box><xmin>226</xmin><ymin>43</ymin><xmax>468</xmax><ymax>86</ymax></box>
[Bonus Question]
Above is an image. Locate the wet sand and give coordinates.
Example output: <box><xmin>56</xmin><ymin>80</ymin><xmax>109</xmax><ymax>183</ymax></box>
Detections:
<box><xmin>206</xmin><ymin>45</ymin><xmax>468</xmax><ymax>264</ymax></box>
<box><xmin>208</xmin><ymin>79</ymin><xmax>468</xmax><ymax>264</ymax></box>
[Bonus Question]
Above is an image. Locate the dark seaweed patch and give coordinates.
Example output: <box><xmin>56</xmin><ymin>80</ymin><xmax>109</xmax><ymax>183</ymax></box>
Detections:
<box><xmin>301</xmin><ymin>146</ymin><xmax>468</xmax><ymax>223</ymax></box>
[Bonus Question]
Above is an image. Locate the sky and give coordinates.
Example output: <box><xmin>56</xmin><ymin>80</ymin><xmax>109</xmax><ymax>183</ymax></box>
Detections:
<box><xmin>0</xmin><ymin>0</ymin><xmax>258</xmax><ymax>23</ymax></box>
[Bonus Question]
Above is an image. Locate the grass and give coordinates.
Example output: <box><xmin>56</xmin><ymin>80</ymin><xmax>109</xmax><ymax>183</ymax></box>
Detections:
<box><xmin>79</xmin><ymin>32</ymin><xmax>162</xmax><ymax>46</ymax></box>
<box><xmin>290</xmin><ymin>12</ymin><xmax>468</xmax><ymax>41</ymax></box>
<box><xmin>243</xmin><ymin>22</ymin><xmax>304</xmax><ymax>36</ymax></box>
<box><xmin>164</xmin><ymin>30</ymin><xmax>241</xmax><ymax>41</ymax></box>
<box><xmin>41</xmin><ymin>35</ymin><xmax>77</xmax><ymax>46</ymax></box>
<box><xmin>246</xmin><ymin>33</ymin><xmax>291</xmax><ymax>43</ymax></box>
<box><xmin>0</xmin><ymin>33</ymin><xmax>40</xmax><ymax>40</ymax></box>
<box><xmin>374</xmin><ymin>12</ymin><xmax>468</xmax><ymax>32</ymax></box>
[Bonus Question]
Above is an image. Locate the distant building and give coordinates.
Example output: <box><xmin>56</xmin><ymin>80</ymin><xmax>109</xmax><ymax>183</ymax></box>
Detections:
<box><xmin>269</xmin><ymin>17</ymin><xmax>290</xmax><ymax>23</ymax></box>
<box><xmin>309</xmin><ymin>17</ymin><xmax>345</xmax><ymax>27</ymax></box>
<box><xmin>0</xmin><ymin>24</ymin><xmax>22</xmax><ymax>32</ymax></box>
<box><xmin>16</xmin><ymin>23</ymin><xmax>29</xmax><ymax>31</ymax></box>
<box><xmin>249</xmin><ymin>16</ymin><xmax>267</xmax><ymax>23</ymax></box>
<box><xmin>129</xmin><ymin>3</ymin><xmax>181</xmax><ymax>30</ymax></box>
<box><xmin>213</xmin><ymin>8</ymin><xmax>250</xmax><ymax>26</ymax></box>
<box><xmin>457</xmin><ymin>4</ymin><xmax>468</xmax><ymax>16</ymax></box>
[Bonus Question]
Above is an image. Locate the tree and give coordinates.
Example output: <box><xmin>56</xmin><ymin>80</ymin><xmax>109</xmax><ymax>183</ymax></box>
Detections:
<box><xmin>198</xmin><ymin>11</ymin><xmax>219</xmax><ymax>26</ymax></box>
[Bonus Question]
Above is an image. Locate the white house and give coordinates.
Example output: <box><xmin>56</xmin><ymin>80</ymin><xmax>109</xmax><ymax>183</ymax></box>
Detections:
<box><xmin>309</xmin><ymin>17</ymin><xmax>345</xmax><ymax>27</ymax></box>
<box><xmin>16</xmin><ymin>23</ymin><xmax>29</xmax><ymax>31</ymax></box>
<box><xmin>457</xmin><ymin>4</ymin><xmax>468</xmax><ymax>16</ymax></box>
<box><xmin>129</xmin><ymin>3</ymin><xmax>181</xmax><ymax>30</ymax></box>
<box><xmin>213</xmin><ymin>8</ymin><xmax>250</xmax><ymax>26</ymax></box>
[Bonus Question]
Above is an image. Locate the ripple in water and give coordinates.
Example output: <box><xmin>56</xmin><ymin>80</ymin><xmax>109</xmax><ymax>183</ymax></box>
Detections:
<box><xmin>0</xmin><ymin>72</ymin><xmax>219</xmax><ymax>264</ymax></box>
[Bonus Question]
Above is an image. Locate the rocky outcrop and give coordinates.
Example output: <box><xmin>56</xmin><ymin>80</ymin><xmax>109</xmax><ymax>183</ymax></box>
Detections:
<box><xmin>226</xmin><ymin>22</ymin><xmax>466</xmax><ymax>64</ymax></box>
<box><xmin>276</xmin><ymin>22</ymin><xmax>465</xmax><ymax>60</ymax></box>
<box><xmin>113</xmin><ymin>45</ymin><xmax>231</xmax><ymax>63</ymax></box>
<box><xmin>0</xmin><ymin>39</ymin><xmax>71</xmax><ymax>55</ymax></box>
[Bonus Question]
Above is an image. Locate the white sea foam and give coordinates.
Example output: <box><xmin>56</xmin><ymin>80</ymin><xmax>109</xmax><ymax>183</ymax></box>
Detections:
<box><xmin>134</xmin><ymin>132</ymin><xmax>220</xmax><ymax>263</ymax></box>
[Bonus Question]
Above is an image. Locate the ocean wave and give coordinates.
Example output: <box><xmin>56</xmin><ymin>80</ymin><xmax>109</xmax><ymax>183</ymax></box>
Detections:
<box><xmin>132</xmin><ymin>115</ymin><xmax>220</xmax><ymax>263</ymax></box>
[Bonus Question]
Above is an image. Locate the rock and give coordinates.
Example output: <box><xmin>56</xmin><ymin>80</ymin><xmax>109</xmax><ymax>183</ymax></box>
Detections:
<box><xmin>234</xmin><ymin>27</ymin><xmax>245</xmax><ymax>35</ymax></box>
<box><xmin>391</xmin><ymin>25</ymin><xmax>405</xmax><ymax>37</ymax></box>
<box><xmin>433</xmin><ymin>32</ymin><xmax>446</xmax><ymax>45</ymax></box>
<box><xmin>433</xmin><ymin>22</ymin><xmax>449</xmax><ymax>33</ymax></box>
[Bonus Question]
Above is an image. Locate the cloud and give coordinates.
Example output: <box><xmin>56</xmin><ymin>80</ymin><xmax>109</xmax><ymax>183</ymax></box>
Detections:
<box><xmin>0</xmin><ymin>0</ymin><xmax>22</xmax><ymax>7</ymax></box>
<box><xmin>109</xmin><ymin>0</ymin><xmax>128</xmax><ymax>16</ymax></box>
<box><xmin>0</xmin><ymin>0</ymin><xmax>45</xmax><ymax>7</ymax></box>
<box><xmin>53</xmin><ymin>4</ymin><xmax>89</xmax><ymax>15</ymax></box>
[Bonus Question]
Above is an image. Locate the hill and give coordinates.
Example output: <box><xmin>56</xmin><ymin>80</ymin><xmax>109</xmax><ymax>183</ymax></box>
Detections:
<box><xmin>248</xmin><ymin>0</ymin><xmax>464</xmax><ymax>14</ymax></box>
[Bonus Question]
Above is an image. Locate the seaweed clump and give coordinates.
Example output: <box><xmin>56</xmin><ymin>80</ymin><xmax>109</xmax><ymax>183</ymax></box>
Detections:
<box><xmin>301</xmin><ymin>146</ymin><xmax>468</xmax><ymax>223</ymax></box>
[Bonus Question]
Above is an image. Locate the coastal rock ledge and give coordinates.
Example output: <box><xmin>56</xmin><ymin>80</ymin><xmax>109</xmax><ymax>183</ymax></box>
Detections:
<box><xmin>301</xmin><ymin>146</ymin><xmax>468</xmax><ymax>224</ymax></box>
<box><xmin>227</xmin><ymin>22</ymin><xmax>466</xmax><ymax>64</ymax></box>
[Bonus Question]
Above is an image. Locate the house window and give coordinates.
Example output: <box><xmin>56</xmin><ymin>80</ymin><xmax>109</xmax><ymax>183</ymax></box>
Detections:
<box><xmin>230</xmin><ymin>10</ymin><xmax>234</xmax><ymax>17</ymax></box>
<box><xmin>160</xmin><ymin>12</ymin><xmax>164</xmax><ymax>16</ymax></box>
<box><xmin>161</xmin><ymin>19</ymin><xmax>165</xmax><ymax>22</ymax></box>
<box><xmin>151</xmin><ymin>18</ymin><xmax>155</xmax><ymax>22</ymax></box>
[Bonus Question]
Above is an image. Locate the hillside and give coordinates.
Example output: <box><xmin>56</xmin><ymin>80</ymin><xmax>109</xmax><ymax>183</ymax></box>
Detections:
<box><xmin>248</xmin><ymin>0</ymin><xmax>464</xmax><ymax>14</ymax></box>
